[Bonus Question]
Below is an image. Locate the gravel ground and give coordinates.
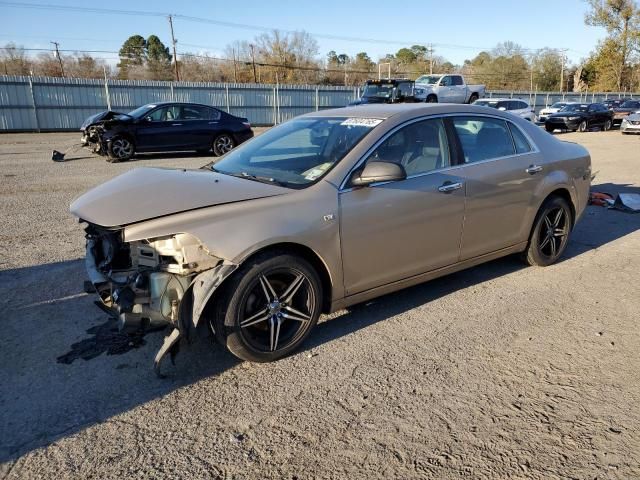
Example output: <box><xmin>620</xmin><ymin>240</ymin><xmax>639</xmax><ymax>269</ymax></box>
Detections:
<box><xmin>1</xmin><ymin>129</ymin><xmax>639</xmax><ymax>479</ymax></box>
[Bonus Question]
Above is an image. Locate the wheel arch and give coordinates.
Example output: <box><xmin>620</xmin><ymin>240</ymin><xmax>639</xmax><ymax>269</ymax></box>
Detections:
<box><xmin>205</xmin><ymin>242</ymin><xmax>334</xmax><ymax>317</ymax></box>
<box><xmin>534</xmin><ymin>187</ymin><xmax>577</xmax><ymax>229</ymax></box>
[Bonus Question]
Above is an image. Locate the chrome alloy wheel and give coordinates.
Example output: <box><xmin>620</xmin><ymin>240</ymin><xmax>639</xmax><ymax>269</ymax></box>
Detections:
<box><xmin>214</xmin><ymin>135</ymin><xmax>234</xmax><ymax>154</ymax></box>
<box><xmin>538</xmin><ymin>207</ymin><xmax>569</xmax><ymax>259</ymax></box>
<box><xmin>111</xmin><ymin>138</ymin><xmax>133</xmax><ymax>159</ymax></box>
<box><xmin>239</xmin><ymin>270</ymin><xmax>315</xmax><ymax>353</ymax></box>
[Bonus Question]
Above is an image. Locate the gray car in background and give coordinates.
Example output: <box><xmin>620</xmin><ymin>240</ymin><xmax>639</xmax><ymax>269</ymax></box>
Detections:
<box><xmin>473</xmin><ymin>98</ymin><xmax>536</xmax><ymax>122</ymax></box>
<box><xmin>70</xmin><ymin>104</ymin><xmax>591</xmax><ymax>374</ymax></box>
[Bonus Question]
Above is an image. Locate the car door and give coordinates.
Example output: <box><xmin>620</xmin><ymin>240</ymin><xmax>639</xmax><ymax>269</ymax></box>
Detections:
<box><xmin>135</xmin><ymin>105</ymin><xmax>183</xmax><ymax>151</ymax></box>
<box><xmin>451</xmin><ymin>115</ymin><xmax>546</xmax><ymax>260</ymax></box>
<box><xmin>339</xmin><ymin>117</ymin><xmax>466</xmax><ymax>295</ymax></box>
<box><xmin>450</xmin><ymin>75</ymin><xmax>467</xmax><ymax>103</ymax></box>
<box><xmin>175</xmin><ymin>105</ymin><xmax>218</xmax><ymax>148</ymax></box>
<box><xmin>437</xmin><ymin>75</ymin><xmax>454</xmax><ymax>102</ymax></box>
<box><xmin>587</xmin><ymin>104</ymin><xmax>601</xmax><ymax>126</ymax></box>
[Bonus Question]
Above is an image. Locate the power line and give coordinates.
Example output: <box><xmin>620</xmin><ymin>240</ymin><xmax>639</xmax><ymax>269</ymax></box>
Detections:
<box><xmin>0</xmin><ymin>1</ymin><xmax>585</xmax><ymax>55</ymax></box>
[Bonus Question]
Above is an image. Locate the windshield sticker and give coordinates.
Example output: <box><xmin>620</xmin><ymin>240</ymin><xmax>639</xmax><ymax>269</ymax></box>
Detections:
<box><xmin>341</xmin><ymin>118</ymin><xmax>383</xmax><ymax>127</ymax></box>
<box><xmin>302</xmin><ymin>163</ymin><xmax>333</xmax><ymax>181</ymax></box>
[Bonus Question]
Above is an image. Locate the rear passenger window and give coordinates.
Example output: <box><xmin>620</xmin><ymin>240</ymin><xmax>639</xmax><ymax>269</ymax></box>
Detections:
<box><xmin>508</xmin><ymin>123</ymin><xmax>532</xmax><ymax>154</ymax></box>
<box><xmin>453</xmin><ymin>117</ymin><xmax>515</xmax><ymax>163</ymax></box>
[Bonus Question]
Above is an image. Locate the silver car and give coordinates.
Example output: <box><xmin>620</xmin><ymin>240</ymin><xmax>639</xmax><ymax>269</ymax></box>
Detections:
<box><xmin>473</xmin><ymin>98</ymin><xmax>536</xmax><ymax>122</ymax></box>
<box><xmin>70</xmin><ymin>104</ymin><xmax>592</xmax><ymax>374</ymax></box>
<box><xmin>620</xmin><ymin>111</ymin><xmax>640</xmax><ymax>134</ymax></box>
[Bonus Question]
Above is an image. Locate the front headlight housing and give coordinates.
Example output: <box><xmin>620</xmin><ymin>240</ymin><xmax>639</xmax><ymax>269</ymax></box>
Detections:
<box><xmin>568</xmin><ymin>116</ymin><xmax>580</xmax><ymax>121</ymax></box>
<box><xmin>133</xmin><ymin>233</ymin><xmax>221</xmax><ymax>275</ymax></box>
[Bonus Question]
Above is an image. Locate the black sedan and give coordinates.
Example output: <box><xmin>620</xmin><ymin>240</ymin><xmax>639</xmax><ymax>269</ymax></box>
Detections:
<box><xmin>545</xmin><ymin>103</ymin><xmax>613</xmax><ymax>133</ymax></box>
<box><xmin>80</xmin><ymin>102</ymin><xmax>254</xmax><ymax>162</ymax></box>
<box><xmin>602</xmin><ymin>98</ymin><xmax>623</xmax><ymax>110</ymax></box>
<box><xmin>612</xmin><ymin>100</ymin><xmax>640</xmax><ymax>126</ymax></box>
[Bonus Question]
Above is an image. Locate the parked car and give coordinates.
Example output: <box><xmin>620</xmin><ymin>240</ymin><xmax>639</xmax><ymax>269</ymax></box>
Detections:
<box><xmin>545</xmin><ymin>103</ymin><xmax>613</xmax><ymax>133</ymax></box>
<box><xmin>620</xmin><ymin>112</ymin><xmax>640</xmax><ymax>134</ymax></box>
<box><xmin>350</xmin><ymin>79</ymin><xmax>419</xmax><ymax>105</ymax></box>
<box><xmin>79</xmin><ymin>102</ymin><xmax>254</xmax><ymax>162</ymax></box>
<box><xmin>413</xmin><ymin>74</ymin><xmax>486</xmax><ymax>104</ymax></box>
<box><xmin>472</xmin><ymin>98</ymin><xmax>536</xmax><ymax>121</ymax></box>
<box><xmin>612</xmin><ymin>100</ymin><xmax>640</xmax><ymax>126</ymax></box>
<box><xmin>537</xmin><ymin>102</ymin><xmax>578</xmax><ymax>123</ymax></box>
<box><xmin>602</xmin><ymin>98</ymin><xmax>623</xmax><ymax>111</ymax></box>
<box><xmin>71</xmin><ymin>104</ymin><xmax>591</xmax><ymax>374</ymax></box>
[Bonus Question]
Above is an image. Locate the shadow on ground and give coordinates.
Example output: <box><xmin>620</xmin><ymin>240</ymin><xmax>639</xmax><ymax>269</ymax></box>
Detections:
<box><xmin>1</xmin><ymin>183</ymin><xmax>639</xmax><ymax>463</ymax></box>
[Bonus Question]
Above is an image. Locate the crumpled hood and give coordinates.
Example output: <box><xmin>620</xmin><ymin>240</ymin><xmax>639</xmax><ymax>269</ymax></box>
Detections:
<box><xmin>70</xmin><ymin>167</ymin><xmax>290</xmax><ymax>227</ymax></box>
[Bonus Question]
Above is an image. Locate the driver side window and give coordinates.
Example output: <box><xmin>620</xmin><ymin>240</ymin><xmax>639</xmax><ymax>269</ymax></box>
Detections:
<box><xmin>365</xmin><ymin>119</ymin><xmax>451</xmax><ymax>177</ymax></box>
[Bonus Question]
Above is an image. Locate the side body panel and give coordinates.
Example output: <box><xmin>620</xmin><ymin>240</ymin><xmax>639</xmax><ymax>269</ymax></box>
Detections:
<box><xmin>339</xmin><ymin>172</ymin><xmax>465</xmax><ymax>295</ymax></box>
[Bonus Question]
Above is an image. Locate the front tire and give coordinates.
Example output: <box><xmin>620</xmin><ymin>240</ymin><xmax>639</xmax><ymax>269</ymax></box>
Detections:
<box><xmin>426</xmin><ymin>95</ymin><xmax>438</xmax><ymax>103</ymax></box>
<box><xmin>523</xmin><ymin>196</ymin><xmax>573</xmax><ymax>267</ymax></box>
<box><xmin>545</xmin><ymin>124</ymin><xmax>555</xmax><ymax>133</ymax></box>
<box><xmin>107</xmin><ymin>137</ymin><xmax>134</xmax><ymax>162</ymax></box>
<box><xmin>212</xmin><ymin>252</ymin><xmax>322</xmax><ymax>362</ymax></box>
<box><xmin>578</xmin><ymin>120</ymin><xmax>588</xmax><ymax>133</ymax></box>
<box><xmin>212</xmin><ymin>133</ymin><xmax>235</xmax><ymax>156</ymax></box>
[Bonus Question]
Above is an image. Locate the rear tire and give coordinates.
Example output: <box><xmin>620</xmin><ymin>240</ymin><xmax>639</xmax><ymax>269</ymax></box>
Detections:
<box><xmin>212</xmin><ymin>134</ymin><xmax>235</xmax><ymax>156</ymax></box>
<box><xmin>212</xmin><ymin>252</ymin><xmax>322</xmax><ymax>362</ymax></box>
<box><xmin>603</xmin><ymin>119</ymin><xmax>612</xmax><ymax>131</ymax></box>
<box><xmin>468</xmin><ymin>93</ymin><xmax>479</xmax><ymax>104</ymax></box>
<box><xmin>523</xmin><ymin>196</ymin><xmax>573</xmax><ymax>267</ymax></box>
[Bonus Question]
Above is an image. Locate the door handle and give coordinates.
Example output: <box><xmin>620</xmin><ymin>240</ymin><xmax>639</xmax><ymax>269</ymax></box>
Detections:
<box><xmin>171</xmin><ymin>123</ymin><xmax>183</xmax><ymax>126</ymax></box>
<box><xmin>208</xmin><ymin>121</ymin><xmax>219</xmax><ymax>124</ymax></box>
<box><xmin>438</xmin><ymin>181</ymin><xmax>463</xmax><ymax>193</ymax></box>
<box><xmin>526</xmin><ymin>165</ymin><xmax>543</xmax><ymax>174</ymax></box>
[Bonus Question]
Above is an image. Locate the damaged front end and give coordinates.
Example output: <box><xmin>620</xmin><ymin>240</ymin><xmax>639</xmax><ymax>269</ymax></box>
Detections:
<box><xmin>84</xmin><ymin>223</ymin><xmax>237</xmax><ymax>376</ymax></box>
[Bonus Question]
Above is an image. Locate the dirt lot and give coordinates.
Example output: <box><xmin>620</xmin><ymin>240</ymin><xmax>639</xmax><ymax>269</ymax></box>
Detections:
<box><xmin>1</xmin><ymin>129</ymin><xmax>639</xmax><ymax>479</ymax></box>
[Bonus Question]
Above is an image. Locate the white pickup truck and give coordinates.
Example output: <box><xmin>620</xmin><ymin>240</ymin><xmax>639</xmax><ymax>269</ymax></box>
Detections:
<box><xmin>414</xmin><ymin>74</ymin><xmax>486</xmax><ymax>104</ymax></box>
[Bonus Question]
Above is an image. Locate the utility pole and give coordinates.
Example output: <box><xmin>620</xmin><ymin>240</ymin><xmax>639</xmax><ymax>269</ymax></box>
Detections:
<box><xmin>249</xmin><ymin>44</ymin><xmax>257</xmax><ymax>83</ymax></box>
<box><xmin>559</xmin><ymin>49</ymin><xmax>567</xmax><ymax>94</ymax></box>
<box><xmin>427</xmin><ymin>44</ymin><xmax>434</xmax><ymax>75</ymax></box>
<box><xmin>168</xmin><ymin>15</ymin><xmax>180</xmax><ymax>81</ymax></box>
<box><xmin>232</xmin><ymin>47</ymin><xmax>238</xmax><ymax>82</ymax></box>
<box><xmin>50</xmin><ymin>41</ymin><xmax>64</xmax><ymax>77</ymax></box>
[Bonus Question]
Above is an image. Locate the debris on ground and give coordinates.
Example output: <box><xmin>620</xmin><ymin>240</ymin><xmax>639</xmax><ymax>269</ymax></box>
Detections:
<box><xmin>589</xmin><ymin>191</ymin><xmax>615</xmax><ymax>207</ymax></box>
<box><xmin>612</xmin><ymin>193</ymin><xmax>640</xmax><ymax>213</ymax></box>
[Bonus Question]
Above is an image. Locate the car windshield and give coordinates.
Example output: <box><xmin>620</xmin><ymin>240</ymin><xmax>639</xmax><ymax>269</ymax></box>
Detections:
<box><xmin>561</xmin><ymin>104</ymin><xmax>589</xmax><ymax>112</ymax></box>
<box><xmin>362</xmin><ymin>84</ymin><xmax>393</xmax><ymax>98</ymax></box>
<box><xmin>125</xmin><ymin>104</ymin><xmax>157</xmax><ymax>119</ymax></box>
<box><xmin>415</xmin><ymin>75</ymin><xmax>441</xmax><ymax>84</ymax></box>
<box><xmin>620</xmin><ymin>101</ymin><xmax>640</xmax><ymax>108</ymax></box>
<box><xmin>550</xmin><ymin>102</ymin><xmax>566</xmax><ymax>109</ymax></box>
<box><xmin>211</xmin><ymin>117</ymin><xmax>380</xmax><ymax>188</ymax></box>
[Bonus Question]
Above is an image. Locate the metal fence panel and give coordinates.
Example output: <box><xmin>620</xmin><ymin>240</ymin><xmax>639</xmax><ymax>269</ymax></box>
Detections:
<box><xmin>1</xmin><ymin>75</ymin><xmax>639</xmax><ymax>132</ymax></box>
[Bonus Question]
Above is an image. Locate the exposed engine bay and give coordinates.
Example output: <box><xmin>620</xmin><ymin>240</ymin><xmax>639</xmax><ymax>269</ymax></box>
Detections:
<box><xmin>84</xmin><ymin>223</ymin><xmax>236</xmax><ymax>376</ymax></box>
<box><xmin>80</xmin><ymin>111</ymin><xmax>125</xmax><ymax>158</ymax></box>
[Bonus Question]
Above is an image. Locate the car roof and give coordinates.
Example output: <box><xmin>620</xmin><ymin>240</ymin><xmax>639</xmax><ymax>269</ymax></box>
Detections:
<box><xmin>300</xmin><ymin>103</ymin><xmax>518</xmax><ymax>121</ymax></box>
<box><xmin>476</xmin><ymin>98</ymin><xmax>526</xmax><ymax>102</ymax></box>
<box><xmin>145</xmin><ymin>101</ymin><xmax>212</xmax><ymax>108</ymax></box>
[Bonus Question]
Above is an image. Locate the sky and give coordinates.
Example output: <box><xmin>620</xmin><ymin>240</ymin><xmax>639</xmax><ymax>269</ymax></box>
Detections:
<box><xmin>0</xmin><ymin>0</ymin><xmax>606</xmax><ymax>66</ymax></box>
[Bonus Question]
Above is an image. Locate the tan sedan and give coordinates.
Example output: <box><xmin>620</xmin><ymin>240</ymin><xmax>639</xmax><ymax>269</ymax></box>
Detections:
<box><xmin>70</xmin><ymin>104</ymin><xmax>591</xmax><ymax>374</ymax></box>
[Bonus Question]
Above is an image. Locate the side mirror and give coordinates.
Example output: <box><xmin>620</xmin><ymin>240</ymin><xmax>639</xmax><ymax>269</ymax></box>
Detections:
<box><xmin>351</xmin><ymin>161</ymin><xmax>406</xmax><ymax>187</ymax></box>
